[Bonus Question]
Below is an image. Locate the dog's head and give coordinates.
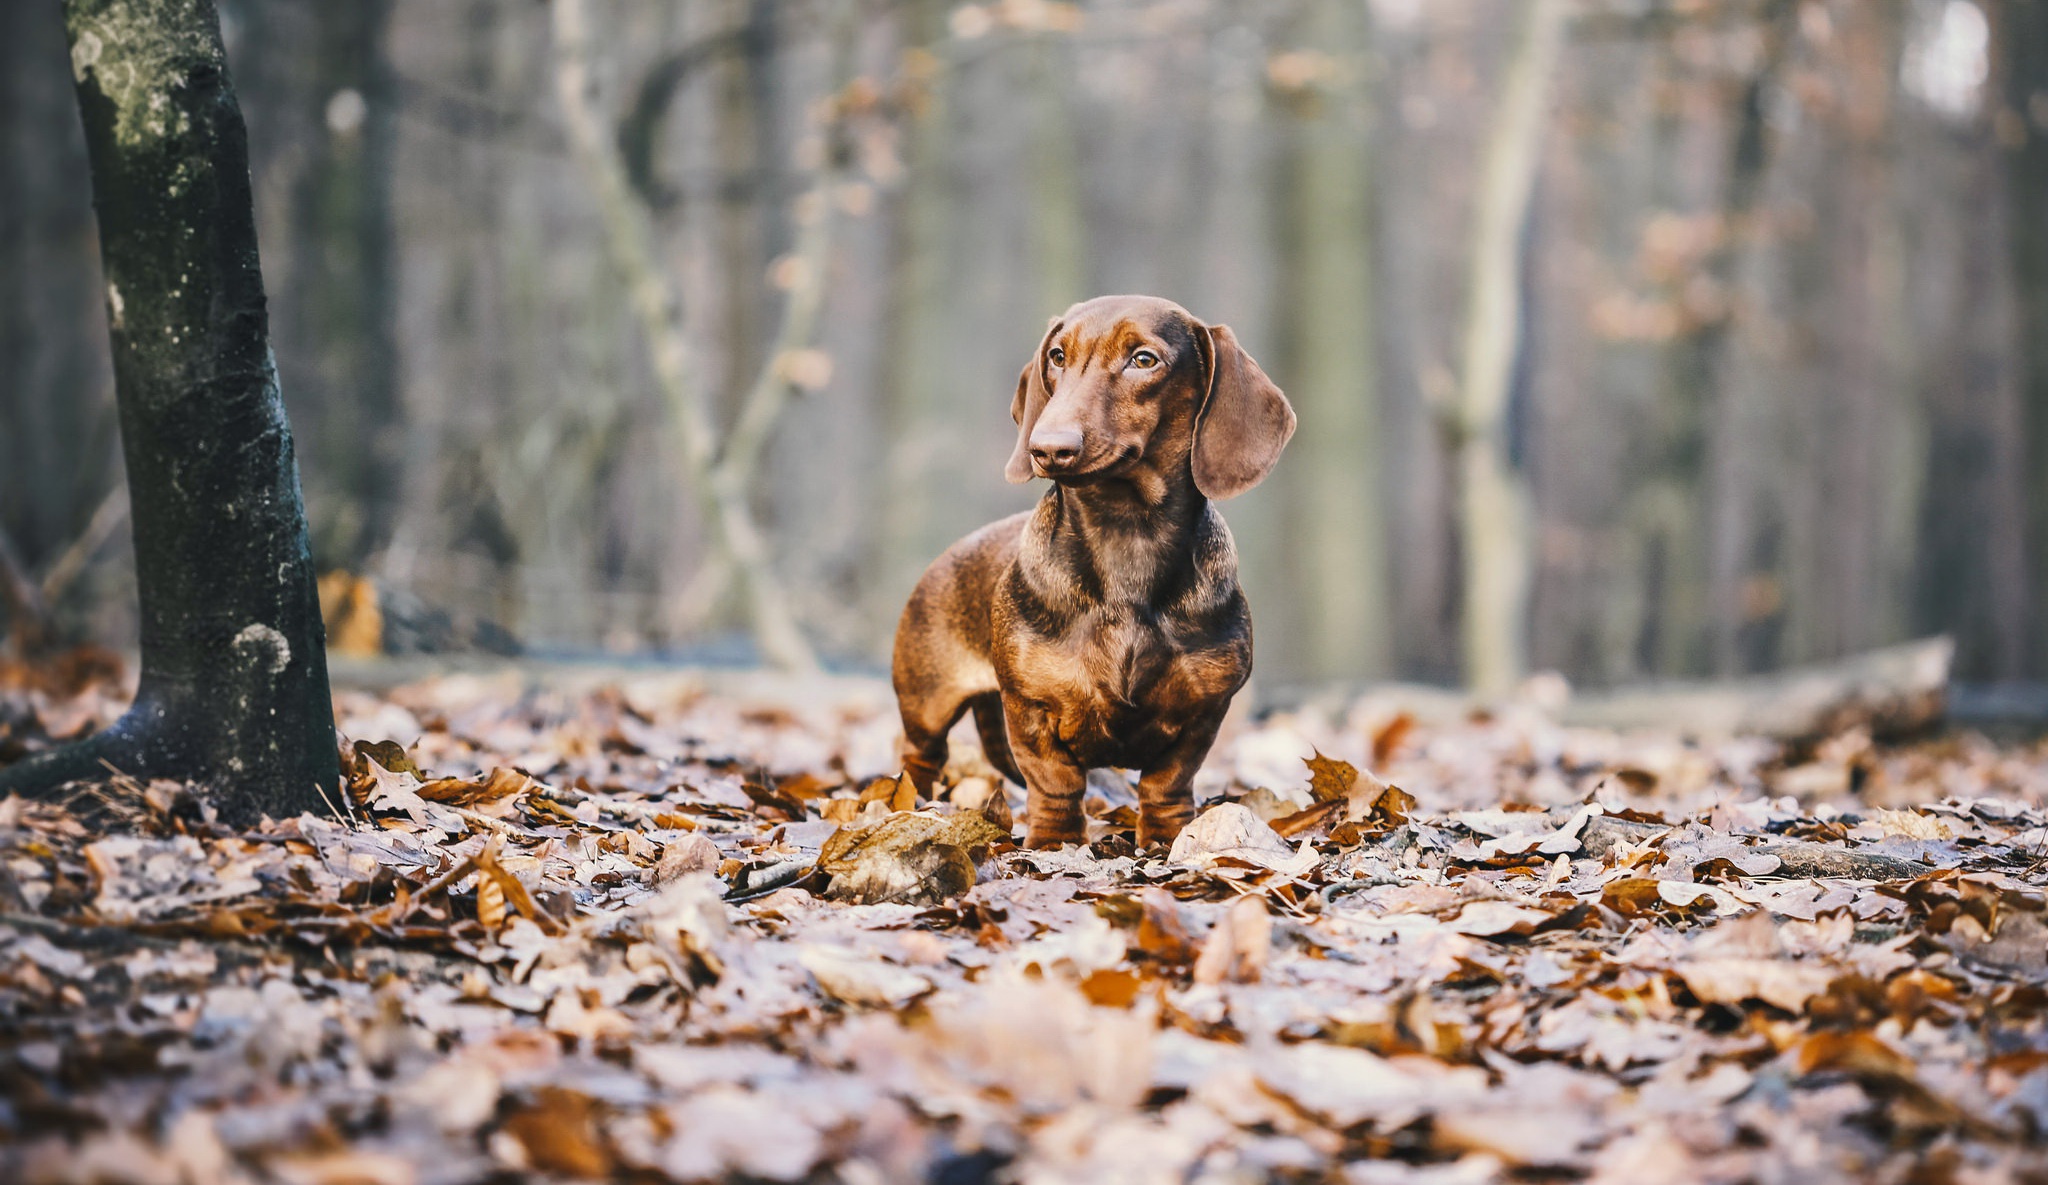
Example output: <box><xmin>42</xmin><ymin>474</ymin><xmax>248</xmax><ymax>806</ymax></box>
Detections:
<box><xmin>1005</xmin><ymin>295</ymin><xmax>1295</xmax><ymax>500</ymax></box>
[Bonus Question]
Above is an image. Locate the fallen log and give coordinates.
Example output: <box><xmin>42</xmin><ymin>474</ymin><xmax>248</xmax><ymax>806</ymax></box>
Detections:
<box><xmin>1267</xmin><ymin>638</ymin><xmax>1953</xmax><ymax>744</ymax></box>
<box><xmin>1560</xmin><ymin>637</ymin><xmax>1952</xmax><ymax>742</ymax></box>
<box><xmin>1577</xmin><ymin>816</ymin><xmax>1930</xmax><ymax>881</ymax></box>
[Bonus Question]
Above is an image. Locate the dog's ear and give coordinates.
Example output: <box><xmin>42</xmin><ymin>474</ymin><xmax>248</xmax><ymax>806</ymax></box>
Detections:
<box><xmin>1192</xmin><ymin>323</ymin><xmax>1295</xmax><ymax>500</ymax></box>
<box><xmin>1005</xmin><ymin>317</ymin><xmax>1064</xmax><ymax>484</ymax></box>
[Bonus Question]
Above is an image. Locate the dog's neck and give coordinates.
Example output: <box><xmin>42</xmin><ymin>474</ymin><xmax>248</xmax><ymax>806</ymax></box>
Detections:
<box><xmin>1023</xmin><ymin>460</ymin><xmax>1214</xmax><ymax>612</ymax></box>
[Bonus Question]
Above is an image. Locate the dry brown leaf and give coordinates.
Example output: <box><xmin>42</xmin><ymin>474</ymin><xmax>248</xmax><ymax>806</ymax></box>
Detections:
<box><xmin>1944</xmin><ymin>906</ymin><xmax>2048</xmax><ymax>974</ymax></box>
<box><xmin>1370</xmin><ymin>711</ymin><xmax>1416</xmax><ymax>765</ymax></box>
<box><xmin>476</xmin><ymin>874</ymin><xmax>507</xmax><ymax>930</ymax></box>
<box><xmin>1795</xmin><ymin>1029</ymin><xmax>1917</xmax><ymax>1079</ymax></box>
<box><xmin>1270</xmin><ymin>797</ymin><xmax>1344</xmax><ymax>838</ymax></box>
<box><xmin>798</xmin><ymin>944</ymin><xmax>934</xmax><ymax>1007</ymax></box>
<box><xmin>269</xmin><ymin>1150</ymin><xmax>418</xmax><ymax>1185</ymax></box>
<box><xmin>653</xmin><ymin>833</ymin><xmax>722</xmax><ymax>884</ymax></box>
<box><xmin>1079</xmin><ymin>966</ymin><xmax>1144</xmax><ymax>1007</ymax></box>
<box><xmin>1136</xmin><ymin>888</ymin><xmax>1197</xmax><ymax>966</ymax></box>
<box><xmin>1363</xmin><ymin>782</ymin><xmax>1418</xmax><ymax>827</ymax></box>
<box><xmin>858</xmin><ymin>771</ymin><xmax>919</xmax><ymax>813</ymax></box>
<box><xmin>1193</xmin><ymin>895</ymin><xmax>1271</xmax><ymax>984</ymax></box>
<box><xmin>818</xmin><ymin>809</ymin><xmax>1007</xmax><ymax>905</ymax></box>
<box><xmin>500</xmin><ymin>1086</ymin><xmax>614</xmax><ymax>1177</ymax></box>
<box><xmin>777</xmin><ymin>770</ymin><xmax>839</xmax><ymax>802</ymax></box>
<box><xmin>11</xmin><ymin>650</ymin><xmax>2048</xmax><ymax>1182</ymax></box>
<box><xmin>1168</xmin><ymin>803</ymin><xmax>1318</xmax><ymax>875</ymax></box>
<box><xmin>979</xmin><ymin>783</ymin><xmax>1015</xmax><ymax>835</ymax></box>
<box><xmin>1678</xmin><ymin>958</ymin><xmax>1838</xmax><ymax>1013</ymax></box>
<box><xmin>1601</xmin><ymin>877</ymin><xmax>1702</xmax><ymax>919</ymax></box>
<box><xmin>476</xmin><ymin>835</ymin><xmax>556</xmax><ymax>934</ymax></box>
<box><xmin>1305</xmin><ymin>749</ymin><xmax>1358</xmax><ymax>802</ymax></box>
<box><xmin>1447</xmin><ymin>900</ymin><xmax>1553</xmax><ymax>937</ymax></box>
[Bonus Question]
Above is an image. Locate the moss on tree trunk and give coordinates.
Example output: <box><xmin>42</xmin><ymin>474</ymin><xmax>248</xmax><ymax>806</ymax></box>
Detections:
<box><xmin>0</xmin><ymin>0</ymin><xmax>336</xmax><ymax>824</ymax></box>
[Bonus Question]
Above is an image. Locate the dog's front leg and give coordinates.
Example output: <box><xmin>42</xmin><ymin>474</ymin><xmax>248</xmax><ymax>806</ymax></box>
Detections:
<box><xmin>1002</xmin><ymin>698</ymin><xmax>1088</xmax><ymax>848</ymax></box>
<box><xmin>1134</xmin><ymin>712</ymin><xmax>1227</xmax><ymax>848</ymax></box>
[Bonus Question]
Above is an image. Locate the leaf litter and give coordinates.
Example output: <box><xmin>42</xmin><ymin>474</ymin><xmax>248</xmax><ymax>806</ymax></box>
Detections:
<box><xmin>0</xmin><ymin>663</ymin><xmax>2046</xmax><ymax>1181</ymax></box>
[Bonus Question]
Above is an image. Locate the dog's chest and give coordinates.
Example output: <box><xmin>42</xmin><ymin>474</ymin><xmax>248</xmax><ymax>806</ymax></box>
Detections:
<box><xmin>1076</xmin><ymin>610</ymin><xmax>1166</xmax><ymax>706</ymax></box>
<box><xmin>1014</xmin><ymin>608</ymin><xmax>1225</xmax><ymax>764</ymax></box>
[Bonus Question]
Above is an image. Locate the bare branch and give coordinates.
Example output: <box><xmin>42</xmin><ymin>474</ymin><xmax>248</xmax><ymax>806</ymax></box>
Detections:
<box><xmin>0</xmin><ymin>522</ymin><xmax>50</xmax><ymax>653</ymax></box>
<box><xmin>548</xmin><ymin>0</ymin><xmax>818</xmax><ymax>673</ymax></box>
<box><xmin>38</xmin><ymin>482</ymin><xmax>129</xmax><ymax>606</ymax></box>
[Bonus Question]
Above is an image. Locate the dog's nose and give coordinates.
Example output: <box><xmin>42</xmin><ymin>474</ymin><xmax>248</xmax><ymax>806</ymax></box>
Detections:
<box><xmin>1029</xmin><ymin>429</ymin><xmax>1085</xmax><ymax>471</ymax></box>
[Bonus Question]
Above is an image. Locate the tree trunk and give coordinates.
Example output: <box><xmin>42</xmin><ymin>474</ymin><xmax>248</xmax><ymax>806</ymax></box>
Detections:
<box><xmin>1455</xmin><ymin>0</ymin><xmax>1565</xmax><ymax>695</ymax></box>
<box><xmin>289</xmin><ymin>0</ymin><xmax>402</xmax><ymax>571</ymax></box>
<box><xmin>0</xmin><ymin>0</ymin><xmax>337</xmax><ymax>824</ymax></box>
<box><xmin>1998</xmin><ymin>0</ymin><xmax>2048</xmax><ymax>676</ymax></box>
<box><xmin>1698</xmin><ymin>0</ymin><xmax>1797</xmax><ymax>676</ymax></box>
<box><xmin>873</xmin><ymin>0</ymin><xmax>962</xmax><ymax>619</ymax></box>
<box><xmin>1276</xmin><ymin>0</ymin><xmax>1386</xmax><ymax>682</ymax></box>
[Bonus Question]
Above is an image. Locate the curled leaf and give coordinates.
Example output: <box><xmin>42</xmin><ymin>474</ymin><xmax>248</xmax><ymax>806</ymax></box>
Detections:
<box><xmin>818</xmin><ymin>809</ymin><xmax>1008</xmax><ymax>905</ymax></box>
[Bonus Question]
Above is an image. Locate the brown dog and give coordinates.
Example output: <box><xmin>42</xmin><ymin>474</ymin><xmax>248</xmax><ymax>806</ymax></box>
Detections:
<box><xmin>891</xmin><ymin>295</ymin><xmax>1295</xmax><ymax>848</ymax></box>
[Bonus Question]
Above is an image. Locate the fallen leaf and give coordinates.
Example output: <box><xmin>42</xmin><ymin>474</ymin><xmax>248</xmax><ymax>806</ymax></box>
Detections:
<box><xmin>653</xmin><ymin>833</ymin><xmax>722</xmax><ymax>884</ymax></box>
<box><xmin>858</xmin><ymin>770</ymin><xmax>920</xmax><ymax>813</ymax></box>
<box><xmin>1795</xmin><ymin>1028</ymin><xmax>1916</xmax><ymax>1078</ymax></box>
<box><xmin>1447</xmin><ymin>900</ymin><xmax>1553</xmax><ymax>937</ymax></box>
<box><xmin>1306</xmin><ymin>750</ymin><xmax>1358</xmax><ymax>802</ymax></box>
<box><xmin>269</xmin><ymin>1151</ymin><xmax>419</xmax><ymax>1185</ymax></box>
<box><xmin>1192</xmin><ymin>895</ymin><xmax>1271</xmax><ymax>984</ymax></box>
<box><xmin>978</xmin><ymin>783</ymin><xmax>1015</xmax><ymax>835</ymax></box>
<box><xmin>1678</xmin><ymin>957</ymin><xmax>1837</xmax><ymax>1013</ymax></box>
<box><xmin>799</xmin><ymin>944</ymin><xmax>934</xmax><ymax>1007</ymax></box>
<box><xmin>1079</xmin><ymin>966</ymin><xmax>1144</xmax><ymax>1006</ymax></box>
<box><xmin>818</xmin><ymin>809</ymin><xmax>1007</xmax><ymax>905</ymax></box>
<box><xmin>477</xmin><ymin>835</ymin><xmax>557</xmax><ymax>934</ymax></box>
<box><xmin>1168</xmin><ymin>803</ymin><xmax>1319</xmax><ymax>876</ymax></box>
<box><xmin>1361</xmin><ymin>782</ymin><xmax>1418</xmax><ymax>827</ymax></box>
<box><xmin>501</xmin><ymin>1086</ymin><xmax>614</xmax><ymax>1177</ymax></box>
<box><xmin>1943</xmin><ymin>906</ymin><xmax>2048</xmax><ymax>974</ymax></box>
<box><xmin>1270</xmin><ymin>797</ymin><xmax>1344</xmax><ymax>838</ymax></box>
<box><xmin>476</xmin><ymin>874</ymin><xmax>507</xmax><ymax>930</ymax></box>
<box><xmin>1602</xmin><ymin>877</ymin><xmax>1701</xmax><ymax>918</ymax></box>
<box><xmin>1135</xmin><ymin>888</ymin><xmax>1197</xmax><ymax>965</ymax></box>
<box><xmin>1371</xmin><ymin>712</ymin><xmax>1415</xmax><ymax>765</ymax></box>
<box><xmin>1435</xmin><ymin>1107</ymin><xmax>1595</xmax><ymax>1167</ymax></box>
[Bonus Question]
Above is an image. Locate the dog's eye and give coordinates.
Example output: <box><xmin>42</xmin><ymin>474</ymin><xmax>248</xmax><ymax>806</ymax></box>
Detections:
<box><xmin>1047</xmin><ymin>347</ymin><xmax>1066</xmax><ymax>368</ymax></box>
<box><xmin>1130</xmin><ymin>350</ymin><xmax>1159</xmax><ymax>369</ymax></box>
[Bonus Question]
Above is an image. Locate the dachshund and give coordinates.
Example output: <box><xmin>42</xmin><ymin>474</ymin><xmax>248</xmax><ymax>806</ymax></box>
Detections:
<box><xmin>891</xmin><ymin>294</ymin><xmax>1296</xmax><ymax>848</ymax></box>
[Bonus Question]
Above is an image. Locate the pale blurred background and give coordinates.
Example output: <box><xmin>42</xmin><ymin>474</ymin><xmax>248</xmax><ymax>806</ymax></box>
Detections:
<box><xmin>4</xmin><ymin>0</ymin><xmax>2046</xmax><ymax>694</ymax></box>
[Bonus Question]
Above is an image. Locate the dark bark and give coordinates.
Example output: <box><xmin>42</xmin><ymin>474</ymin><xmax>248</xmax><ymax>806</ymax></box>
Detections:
<box><xmin>0</xmin><ymin>0</ymin><xmax>336</xmax><ymax>824</ymax></box>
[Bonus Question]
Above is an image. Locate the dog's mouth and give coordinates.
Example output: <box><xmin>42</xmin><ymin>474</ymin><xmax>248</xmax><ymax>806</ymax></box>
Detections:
<box><xmin>1038</xmin><ymin>444</ymin><xmax>1145</xmax><ymax>483</ymax></box>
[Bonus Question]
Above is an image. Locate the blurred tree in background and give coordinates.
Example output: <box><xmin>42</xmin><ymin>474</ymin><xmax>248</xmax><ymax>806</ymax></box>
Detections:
<box><xmin>3</xmin><ymin>0</ymin><xmax>2045</xmax><ymax>692</ymax></box>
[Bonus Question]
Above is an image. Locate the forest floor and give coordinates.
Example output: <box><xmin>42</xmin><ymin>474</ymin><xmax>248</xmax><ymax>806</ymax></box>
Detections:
<box><xmin>2</xmin><ymin>655</ymin><xmax>2046</xmax><ymax>1184</ymax></box>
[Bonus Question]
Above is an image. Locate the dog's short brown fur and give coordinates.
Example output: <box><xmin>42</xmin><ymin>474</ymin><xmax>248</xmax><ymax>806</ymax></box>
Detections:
<box><xmin>892</xmin><ymin>295</ymin><xmax>1296</xmax><ymax>848</ymax></box>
